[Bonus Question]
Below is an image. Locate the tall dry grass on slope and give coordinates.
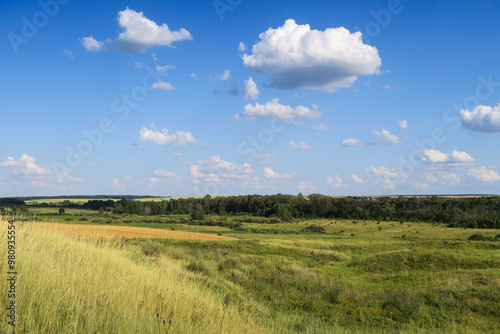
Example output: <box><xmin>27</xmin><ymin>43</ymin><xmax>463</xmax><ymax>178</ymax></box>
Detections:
<box><xmin>0</xmin><ymin>221</ymin><xmax>270</xmax><ymax>334</ymax></box>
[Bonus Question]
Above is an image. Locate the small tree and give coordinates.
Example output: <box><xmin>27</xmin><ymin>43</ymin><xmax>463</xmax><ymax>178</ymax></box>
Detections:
<box><xmin>59</xmin><ymin>207</ymin><xmax>65</xmax><ymax>215</ymax></box>
<box><xmin>191</xmin><ymin>203</ymin><xmax>205</xmax><ymax>220</ymax></box>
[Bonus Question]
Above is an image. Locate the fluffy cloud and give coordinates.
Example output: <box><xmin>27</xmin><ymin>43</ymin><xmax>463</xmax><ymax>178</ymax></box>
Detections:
<box><xmin>372</xmin><ymin>129</ymin><xmax>401</xmax><ymax>144</ymax></box>
<box><xmin>233</xmin><ymin>98</ymin><xmax>321</xmax><ymax>122</ymax></box>
<box><xmin>1</xmin><ymin>154</ymin><xmax>83</xmax><ymax>189</ymax></box>
<box><xmin>139</xmin><ymin>126</ymin><xmax>198</xmax><ymax>146</ymax></box>
<box><xmin>297</xmin><ymin>181</ymin><xmax>316</xmax><ymax>193</ymax></box>
<box><xmin>468</xmin><ymin>167</ymin><xmax>500</xmax><ymax>182</ymax></box>
<box><xmin>460</xmin><ymin>104</ymin><xmax>500</xmax><ymax>132</ymax></box>
<box><xmin>449</xmin><ymin>150</ymin><xmax>475</xmax><ymax>163</ymax></box>
<box><xmin>0</xmin><ymin>154</ymin><xmax>52</xmax><ymax>175</ymax></box>
<box><xmin>242</xmin><ymin>19</ymin><xmax>381</xmax><ymax>92</ymax></box>
<box><xmin>81</xmin><ymin>8</ymin><xmax>192</xmax><ymax>53</ymax></box>
<box><xmin>399</xmin><ymin>120</ymin><xmax>408</xmax><ymax>131</ymax></box>
<box><xmin>421</xmin><ymin>149</ymin><xmax>475</xmax><ymax>164</ymax></box>
<box><xmin>327</xmin><ymin>175</ymin><xmax>346</xmax><ymax>188</ymax></box>
<box><xmin>425</xmin><ymin>172</ymin><xmax>460</xmax><ymax>186</ymax></box>
<box><xmin>289</xmin><ymin>141</ymin><xmax>312</xmax><ymax>149</ymax></box>
<box><xmin>244</xmin><ymin>77</ymin><xmax>260</xmax><ymax>100</ymax></box>
<box><xmin>190</xmin><ymin>156</ymin><xmax>253</xmax><ymax>184</ymax></box>
<box><xmin>352</xmin><ymin>174</ymin><xmax>366</xmax><ymax>183</ymax></box>
<box><xmin>341</xmin><ymin>138</ymin><xmax>364</xmax><ymax>146</ymax></box>
<box><xmin>263</xmin><ymin>167</ymin><xmax>280</xmax><ymax>179</ymax></box>
<box><xmin>421</xmin><ymin>149</ymin><xmax>448</xmax><ymax>163</ymax></box>
<box><xmin>263</xmin><ymin>167</ymin><xmax>291</xmax><ymax>179</ymax></box>
<box><xmin>366</xmin><ymin>165</ymin><xmax>407</xmax><ymax>189</ymax></box>
<box><xmin>211</xmin><ymin>70</ymin><xmax>231</xmax><ymax>81</ymax></box>
<box><xmin>151</xmin><ymin>82</ymin><xmax>176</xmax><ymax>90</ymax></box>
<box><xmin>57</xmin><ymin>172</ymin><xmax>83</xmax><ymax>183</ymax></box>
<box><xmin>80</xmin><ymin>37</ymin><xmax>105</xmax><ymax>51</ymax></box>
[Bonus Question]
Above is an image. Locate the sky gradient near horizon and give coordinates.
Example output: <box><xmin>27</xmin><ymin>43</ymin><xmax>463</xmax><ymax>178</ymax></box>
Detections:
<box><xmin>1</xmin><ymin>0</ymin><xmax>500</xmax><ymax>197</ymax></box>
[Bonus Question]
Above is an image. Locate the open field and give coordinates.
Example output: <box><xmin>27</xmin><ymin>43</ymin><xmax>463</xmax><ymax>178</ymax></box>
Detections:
<box><xmin>35</xmin><ymin>222</ymin><xmax>237</xmax><ymax>241</ymax></box>
<box><xmin>1</xmin><ymin>216</ymin><xmax>499</xmax><ymax>333</ymax></box>
<box><xmin>22</xmin><ymin>196</ymin><xmax>182</xmax><ymax>205</ymax></box>
<box><xmin>24</xmin><ymin>198</ymin><xmax>124</xmax><ymax>205</ymax></box>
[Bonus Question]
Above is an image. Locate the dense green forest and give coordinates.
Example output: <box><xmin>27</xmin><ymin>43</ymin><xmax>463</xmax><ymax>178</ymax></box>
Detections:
<box><xmin>77</xmin><ymin>194</ymin><xmax>500</xmax><ymax>229</ymax></box>
<box><xmin>3</xmin><ymin>194</ymin><xmax>499</xmax><ymax>228</ymax></box>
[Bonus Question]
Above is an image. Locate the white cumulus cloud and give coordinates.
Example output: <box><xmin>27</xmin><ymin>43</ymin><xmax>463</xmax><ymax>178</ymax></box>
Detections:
<box><xmin>468</xmin><ymin>166</ymin><xmax>500</xmax><ymax>182</ymax></box>
<box><xmin>0</xmin><ymin>154</ymin><xmax>52</xmax><ymax>175</ymax></box>
<box><xmin>366</xmin><ymin>165</ymin><xmax>407</xmax><ymax>189</ymax></box>
<box><xmin>190</xmin><ymin>156</ymin><xmax>253</xmax><ymax>184</ymax></box>
<box><xmin>242</xmin><ymin>19</ymin><xmax>381</xmax><ymax>92</ymax></box>
<box><xmin>421</xmin><ymin>149</ymin><xmax>475</xmax><ymax>164</ymax></box>
<box><xmin>372</xmin><ymin>129</ymin><xmax>401</xmax><ymax>144</ymax></box>
<box><xmin>233</xmin><ymin>98</ymin><xmax>321</xmax><ymax>122</ymax></box>
<box><xmin>398</xmin><ymin>120</ymin><xmax>408</xmax><ymax>131</ymax></box>
<box><xmin>341</xmin><ymin>138</ymin><xmax>364</xmax><ymax>146</ymax></box>
<box><xmin>460</xmin><ymin>104</ymin><xmax>500</xmax><ymax>132</ymax></box>
<box><xmin>151</xmin><ymin>82</ymin><xmax>176</xmax><ymax>90</ymax></box>
<box><xmin>263</xmin><ymin>167</ymin><xmax>291</xmax><ymax>179</ymax></box>
<box><xmin>244</xmin><ymin>77</ymin><xmax>260</xmax><ymax>100</ymax></box>
<box><xmin>80</xmin><ymin>8</ymin><xmax>192</xmax><ymax>53</ymax></box>
<box><xmin>139</xmin><ymin>125</ymin><xmax>197</xmax><ymax>146</ymax></box>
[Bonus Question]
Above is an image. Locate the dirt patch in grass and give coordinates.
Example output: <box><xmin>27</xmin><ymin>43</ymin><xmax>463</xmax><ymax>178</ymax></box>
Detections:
<box><xmin>34</xmin><ymin>222</ymin><xmax>238</xmax><ymax>241</ymax></box>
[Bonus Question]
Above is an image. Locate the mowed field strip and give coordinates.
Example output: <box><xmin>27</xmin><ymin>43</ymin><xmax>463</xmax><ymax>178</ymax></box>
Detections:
<box><xmin>34</xmin><ymin>222</ymin><xmax>238</xmax><ymax>241</ymax></box>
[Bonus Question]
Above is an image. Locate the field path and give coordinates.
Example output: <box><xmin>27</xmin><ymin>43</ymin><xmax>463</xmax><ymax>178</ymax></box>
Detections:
<box><xmin>35</xmin><ymin>222</ymin><xmax>237</xmax><ymax>241</ymax></box>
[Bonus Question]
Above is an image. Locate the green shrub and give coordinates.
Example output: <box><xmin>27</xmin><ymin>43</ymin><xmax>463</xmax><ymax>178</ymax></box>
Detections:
<box><xmin>301</xmin><ymin>225</ymin><xmax>326</xmax><ymax>233</ymax></box>
<box><xmin>187</xmin><ymin>260</ymin><xmax>212</xmax><ymax>274</ymax></box>
<box><xmin>468</xmin><ymin>233</ymin><xmax>489</xmax><ymax>241</ymax></box>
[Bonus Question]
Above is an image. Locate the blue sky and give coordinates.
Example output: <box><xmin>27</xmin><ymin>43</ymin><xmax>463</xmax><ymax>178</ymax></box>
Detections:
<box><xmin>1</xmin><ymin>0</ymin><xmax>500</xmax><ymax>197</ymax></box>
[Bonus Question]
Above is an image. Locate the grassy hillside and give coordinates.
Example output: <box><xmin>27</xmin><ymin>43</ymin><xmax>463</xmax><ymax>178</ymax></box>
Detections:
<box><xmin>1</xmin><ymin>218</ymin><xmax>499</xmax><ymax>333</ymax></box>
<box><xmin>0</xmin><ymin>221</ymin><xmax>270</xmax><ymax>334</ymax></box>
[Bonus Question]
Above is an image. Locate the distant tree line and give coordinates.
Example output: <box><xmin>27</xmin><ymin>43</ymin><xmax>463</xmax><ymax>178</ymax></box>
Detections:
<box><xmin>80</xmin><ymin>194</ymin><xmax>500</xmax><ymax>229</ymax></box>
<box><xmin>0</xmin><ymin>198</ymin><xmax>25</xmax><ymax>206</ymax></box>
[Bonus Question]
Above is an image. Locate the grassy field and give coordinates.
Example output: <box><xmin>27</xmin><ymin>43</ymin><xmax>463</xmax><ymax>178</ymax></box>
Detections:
<box><xmin>1</xmin><ymin>216</ymin><xmax>499</xmax><ymax>333</ymax></box>
<box><xmin>35</xmin><ymin>222</ymin><xmax>237</xmax><ymax>241</ymax></box>
<box><xmin>24</xmin><ymin>198</ymin><xmax>123</xmax><ymax>205</ymax></box>
<box><xmin>23</xmin><ymin>196</ymin><xmax>180</xmax><ymax>205</ymax></box>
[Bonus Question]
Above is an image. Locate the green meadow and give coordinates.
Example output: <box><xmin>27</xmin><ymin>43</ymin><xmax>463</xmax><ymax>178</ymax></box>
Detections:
<box><xmin>1</xmin><ymin>214</ymin><xmax>499</xmax><ymax>333</ymax></box>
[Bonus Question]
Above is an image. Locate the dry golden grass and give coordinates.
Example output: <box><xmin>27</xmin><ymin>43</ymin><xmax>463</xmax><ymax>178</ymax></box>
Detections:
<box><xmin>34</xmin><ymin>222</ymin><xmax>237</xmax><ymax>241</ymax></box>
